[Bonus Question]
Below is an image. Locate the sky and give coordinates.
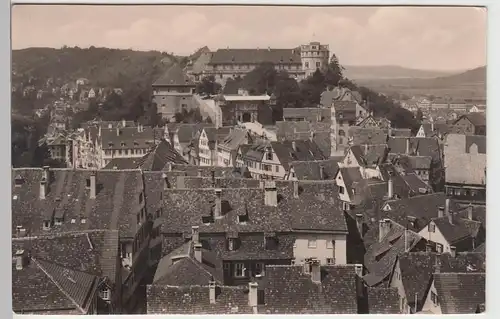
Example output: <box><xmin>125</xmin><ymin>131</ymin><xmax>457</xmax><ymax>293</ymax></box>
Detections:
<box><xmin>11</xmin><ymin>5</ymin><xmax>487</xmax><ymax>71</ymax></box>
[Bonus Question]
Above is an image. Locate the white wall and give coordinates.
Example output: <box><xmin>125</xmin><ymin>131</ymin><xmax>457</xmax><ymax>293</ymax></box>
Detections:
<box><xmin>198</xmin><ymin>130</ymin><xmax>212</xmax><ymax>166</ymax></box>
<box><xmin>293</xmin><ymin>233</ymin><xmax>347</xmax><ymax>265</ymax></box>
<box><xmin>389</xmin><ymin>259</ymin><xmax>410</xmax><ymax>313</ymax></box>
<box><xmin>421</xmin><ymin>280</ymin><xmax>442</xmax><ymax>314</ymax></box>
<box><xmin>418</xmin><ymin>221</ymin><xmax>451</xmax><ymax>253</ymax></box>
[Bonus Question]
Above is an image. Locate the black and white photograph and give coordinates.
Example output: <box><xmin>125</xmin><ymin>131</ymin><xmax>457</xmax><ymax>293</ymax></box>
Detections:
<box><xmin>10</xmin><ymin>4</ymin><xmax>487</xmax><ymax>315</ymax></box>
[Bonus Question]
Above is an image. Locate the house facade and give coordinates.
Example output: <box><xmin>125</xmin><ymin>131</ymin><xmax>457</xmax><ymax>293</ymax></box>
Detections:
<box><xmin>214</xmin><ymin>93</ymin><xmax>275</xmax><ymax>127</ymax></box>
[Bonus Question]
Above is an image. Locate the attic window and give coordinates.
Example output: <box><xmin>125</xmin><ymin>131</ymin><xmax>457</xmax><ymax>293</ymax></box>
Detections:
<box><xmin>108</xmin><ymin>142</ymin><xmax>113</xmax><ymax>147</ymax></box>
<box><xmin>14</xmin><ymin>175</ymin><xmax>24</xmax><ymax>187</ymax></box>
<box><xmin>86</xmin><ymin>178</ymin><xmax>91</xmax><ymax>188</ymax></box>
<box><xmin>121</xmin><ymin>142</ymin><xmax>126</xmax><ymax>147</ymax></box>
<box><xmin>13</xmin><ymin>195</ymin><xmax>18</xmax><ymax>200</ymax></box>
<box><xmin>55</xmin><ymin>217</ymin><xmax>63</xmax><ymax>226</ymax></box>
<box><xmin>238</xmin><ymin>214</ymin><xmax>249</xmax><ymax>224</ymax></box>
<box><xmin>43</xmin><ymin>220</ymin><xmax>51</xmax><ymax>230</ymax></box>
<box><xmin>71</xmin><ymin>219</ymin><xmax>76</xmax><ymax>224</ymax></box>
<box><xmin>134</xmin><ymin>141</ymin><xmax>139</xmax><ymax>146</ymax></box>
<box><xmin>264</xmin><ymin>235</ymin><xmax>279</xmax><ymax>250</ymax></box>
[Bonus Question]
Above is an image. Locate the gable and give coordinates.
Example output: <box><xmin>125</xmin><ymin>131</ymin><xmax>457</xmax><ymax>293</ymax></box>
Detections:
<box><xmin>343</xmin><ymin>150</ymin><xmax>360</xmax><ymax>167</ymax></box>
<box><xmin>383</xmin><ymin>203</ymin><xmax>392</xmax><ymax>211</ymax></box>
<box><xmin>416</xmin><ymin>126</ymin><xmax>426</xmax><ymax>137</ymax></box>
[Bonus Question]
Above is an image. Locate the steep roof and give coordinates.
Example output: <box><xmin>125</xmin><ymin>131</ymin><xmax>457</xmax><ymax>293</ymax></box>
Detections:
<box><xmin>388</xmin><ymin>137</ymin><xmax>441</xmax><ymax>162</ymax></box>
<box><xmin>455</xmin><ymin>113</ymin><xmax>486</xmax><ymax>127</ymax></box>
<box><xmin>260</xmin><ymin>265</ymin><xmax>359</xmax><ymax>314</ymax></box>
<box><xmin>348</xmin><ymin>127</ymin><xmax>388</xmax><ymax>145</ymax></box>
<box><xmin>289</xmin><ymin>158</ymin><xmax>342</xmax><ymax>180</ymax></box>
<box><xmin>350</xmin><ymin>144</ymin><xmax>388</xmax><ymax>167</ymax></box>
<box><xmin>337</xmin><ymin>167</ymin><xmax>363</xmax><ymax>199</ymax></box>
<box><xmin>218</xmin><ymin>128</ymin><xmax>250</xmax><ymax>151</ymax></box>
<box><xmin>208</xmin><ymin>48</ymin><xmax>302</xmax><ymax>65</ymax></box>
<box><xmin>270</xmin><ymin>140</ymin><xmax>327</xmax><ymax>170</ymax></box>
<box><xmin>12</xmin><ymin>230</ymin><xmax>120</xmax><ymax>284</ymax></box>
<box><xmin>147</xmin><ymin>284</ymin><xmax>254</xmax><ymax>314</ymax></box>
<box><xmin>11</xmin><ymin>168</ymin><xmax>143</xmax><ymax>238</ymax></box>
<box><xmin>433</xmin><ymin>273</ymin><xmax>485</xmax><ymax>314</ymax></box>
<box><xmin>153</xmin><ymin>64</ymin><xmax>195</xmax><ymax>86</ymax></box>
<box><xmin>367</xmin><ymin>288</ymin><xmax>400</xmax><ymax>314</ymax></box>
<box><xmin>432</xmin><ymin>215</ymin><xmax>482</xmax><ymax>244</ymax></box>
<box><xmin>100</xmin><ymin>126</ymin><xmax>163</xmax><ymax>150</ymax></box>
<box><xmin>363</xmin><ymin>220</ymin><xmax>424</xmax><ymax>287</ymax></box>
<box><xmin>12</xmin><ymin>257</ymin><xmax>98</xmax><ymax>314</ymax></box>
<box><xmin>135</xmin><ymin>139</ymin><xmax>188</xmax><ymax>170</ymax></box>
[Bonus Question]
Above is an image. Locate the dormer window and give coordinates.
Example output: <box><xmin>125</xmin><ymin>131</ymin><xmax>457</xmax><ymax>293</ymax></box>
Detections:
<box><xmin>228</xmin><ymin>238</ymin><xmax>235</xmax><ymax>251</ymax></box>
<box><xmin>121</xmin><ymin>142</ymin><xmax>126</xmax><ymax>147</ymax></box>
<box><xmin>264</xmin><ymin>235</ymin><xmax>278</xmax><ymax>250</ymax></box>
<box><xmin>101</xmin><ymin>288</ymin><xmax>111</xmax><ymax>301</ymax></box>
<box><xmin>81</xmin><ymin>217</ymin><xmax>86</xmax><ymax>224</ymax></box>
<box><xmin>14</xmin><ymin>175</ymin><xmax>24</xmax><ymax>187</ymax></box>
<box><xmin>55</xmin><ymin>218</ymin><xmax>63</xmax><ymax>226</ymax></box>
<box><xmin>43</xmin><ymin>220</ymin><xmax>51</xmax><ymax>230</ymax></box>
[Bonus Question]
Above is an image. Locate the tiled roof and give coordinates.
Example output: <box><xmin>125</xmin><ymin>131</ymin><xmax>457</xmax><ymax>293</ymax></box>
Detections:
<box><xmin>391</xmin><ymin>128</ymin><xmax>412</xmax><ymax>137</ymax></box>
<box><xmin>11</xmin><ymin>168</ymin><xmax>143</xmax><ymax>238</ymax></box>
<box><xmin>348</xmin><ymin>127</ymin><xmax>387</xmax><ymax>145</ymax></box>
<box><xmin>180</xmin><ymin>176</ymin><xmax>259</xmax><ymax>189</ymax></box>
<box><xmin>275</xmin><ymin>121</ymin><xmax>311</xmax><ymax>140</ymax></box>
<box><xmin>401</xmin><ymin>173</ymin><xmax>432</xmax><ymax>194</ymax></box>
<box><xmin>289</xmin><ymin>158</ymin><xmax>342</xmax><ymax>180</ymax></box>
<box><xmin>283</xmin><ymin>108</ymin><xmax>330</xmax><ymax>122</ymax></box>
<box><xmin>455</xmin><ymin>113</ymin><xmax>486</xmax><ymax>127</ymax></box>
<box><xmin>135</xmin><ymin>139</ymin><xmax>188</xmax><ymax>170</ymax></box>
<box><xmin>397</xmin><ymin>251</ymin><xmax>486</xmax><ymax>312</ymax></box>
<box><xmin>147</xmin><ymin>284</ymin><xmax>254</xmax><ymax>314</ymax></box>
<box><xmin>153</xmin><ymin>64</ymin><xmax>195</xmax><ymax>86</ymax></box>
<box><xmin>101</xmin><ymin>126</ymin><xmax>163</xmax><ymax>150</ymax></box>
<box><xmin>104</xmin><ymin>157</ymin><xmax>143</xmax><ymax>170</ymax></box>
<box><xmin>260</xmin><ymin>264</ymin><xmax>358</xmax><ymax>314</ymax></box>
<box><xmin>432</xmin><ymin>215</ymin><xmax>482</xmax><ymax>244</ymax></box>
<box><xmin>367</xmin><ymin>287</ymin><xmax>400</xmax><ymax>314</ymax></box>
<box><xmin>190</xmin><ymin>50</ymin><xmax>212</xmax><ymax>74</ymax></box>
<box><xmin>363</xmin><ymin>220</ymin><xmax>424</xmax><ymax>286</ymax></box>
<box><xmin>421</xmin><ymin>123</ymin><xmax>452</xmax><ymax>137</ymax></box>
<box><xmin>433</xmin><ymin>272</ymin><xmax>485</xmax><ymax>314</ymax></box>
<box><xmin>338</xmin><ymin>167</ymin><xmax>363</xmax><ymax>199</ymax></box>
<box><xmin>12</xmin><ymin>257</ymin><xmax>98</xmax><ymax>314</ymax></box>
<box><xmin>218</xmin><ymin>128</ymin><xmax>250</xmax><ymax>151</ymax></box>
<box><xmin>208</xmin><ymin>48</ymin><xmax>301</xmax><ymax>65</ymax></box>
<box><xmin>320</xmin><ymin>87</ymin><xmax>363</xmax><ymax>107</ymax></box>
<box><xmin>333</xmin><ymin>101</ymin><xmax>358</xmax><ymax>120</ymax></box>
<box><xmin>444</xmin><ymin>134</ymin><xmax>486</xmax><ymax>185</ymax></box>
<box><xmin>407</xmin><ymin>156</ymin><xmax>432</xmax><ymax>170</ymax></box>
<box><xmin>12</xmin><ymin>230</ymin><xmax>120</xmax><ymax>284</ymax></box>
<box><xmin>388</xmin><ymin>137</ymin><xmax>441</xmax><ymax>162</ymax></box>
<box><xmin>350</xmin><ymin>144</ymin><xmax>388</xmax><ymax>167</ymax></box>
<box><xmin>270</xmin><ymin>140</ymin><xmax>327</xmax><ymax>170</ymax></box>
<box><xmin>153</xmin><ymin>241</ymin><xmax>224</xmax><ymax>286</ymax></box>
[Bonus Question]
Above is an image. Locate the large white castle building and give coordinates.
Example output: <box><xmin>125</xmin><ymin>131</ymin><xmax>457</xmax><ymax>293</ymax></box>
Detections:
<box><xmin>186</xmin><ymin>42</ymin><xmax>330</xmax><ymax>85</ymax></box>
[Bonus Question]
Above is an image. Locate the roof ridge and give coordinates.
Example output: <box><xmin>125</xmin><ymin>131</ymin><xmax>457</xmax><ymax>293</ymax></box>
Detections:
<box><xmin>32</xmin><ymin>257</ymin><xmax>87</xmax><ymax>314</ymax></box>
<box><xmin>12</xmin><ymin>229</ymin><xmax>117</xmax><ymax>241</ymax></box>
<box><xmin>436</xmin><ymin>272</ymin><xmax>486</xmax><ymax>275</ymax></box>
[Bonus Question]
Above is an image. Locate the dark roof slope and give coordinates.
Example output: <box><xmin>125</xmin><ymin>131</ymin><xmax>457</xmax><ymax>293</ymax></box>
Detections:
<box><xmin>260</xmin><ymin>265</ymin><xmax>358</xmax><ymax>314</ymax></box>
<box><xmin>271</xmin><ymin>140</ymin><xmax>327</xmax><ymax>170</ymax></box>
<box><xmin>433</xmin><ymin>273</ymin><xmax>485</xmax><ymax>314</ymax></box>
<box><xmin>136</xmin><ymin>139</ymin><xmax>188</xmax><ymax>170</ymax></box>
<box><xmin>209</xmin><ymin>48</ymin><xmax>301</xmax><ymax>65</ymax></box>
<box><xmin>289</xmin><ymin>158</ymin><xmax>342</xmax><ymax>180</ymax></box>
<box><xmin>367</xmin><ymin>287</ymin><xmax>400</xmax><ymax>314</ymax></box>
<box><xmin>432</xmin><ymin>216</ymin><xmax>482</xmax><ymax>244</ymax></box>
<box><xmin>153</xmin><ymin>64</ymin><xmax>195</xmax><ymax>86</ymax></box>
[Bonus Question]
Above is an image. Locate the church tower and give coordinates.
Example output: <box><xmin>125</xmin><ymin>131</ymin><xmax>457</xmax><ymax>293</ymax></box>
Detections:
<box><xmin>300</xmin><ymin>42</ymin><xmax>330</xmax><ymax>78</ymax></box>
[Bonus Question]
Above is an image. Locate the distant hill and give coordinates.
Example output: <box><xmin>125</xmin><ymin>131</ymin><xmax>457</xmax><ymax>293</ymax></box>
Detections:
<box><xmin>11</xmin><ymin>47</ymin><xmax>177</xmax><ymax>88</ymax></box>
<box><xmin>343</xmin><ymin>65</ymin><xmax>457</xmax><ymax>80</ymax></box>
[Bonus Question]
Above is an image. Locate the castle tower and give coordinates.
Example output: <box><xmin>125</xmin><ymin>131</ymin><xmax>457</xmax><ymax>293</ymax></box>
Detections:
<box><xmin>300</xmin><ymin>42</ymin><xmax>330</xmax><ymax>78</ymax></box>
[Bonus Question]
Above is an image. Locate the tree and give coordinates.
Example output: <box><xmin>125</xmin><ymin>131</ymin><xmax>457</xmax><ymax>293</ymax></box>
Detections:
<box><xmin>241</xmin><ymin>62</ymin><xmax>278</xmax><ymax>95</ymax></box>
<box><xmin>324</xmin><ymin>54</ymin><xmax>344</xmax><ymax>88</ymax></box>
<box><xmin>196</xmin><ymin>76</ymin><xmax>222</xmax><ymax>95</ymax></box>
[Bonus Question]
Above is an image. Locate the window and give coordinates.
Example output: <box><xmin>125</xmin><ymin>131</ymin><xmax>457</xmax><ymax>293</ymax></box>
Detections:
<box><xmin>81</xmin><ymin>218</ymin><xmax>86</xmax><ymax>224</ymax></box>
<box><xmin>275</xmin><ymin>165</ymin><xmax>279</xmax><ymax>173</ymax></box>
<box><xmin>431</xmin><ymin>291</ymin><xmax>439</xmax><ymax>305</ymax></box>
<box><xmin>327</xmin><ymin>240</ymin><xmax>335</xmax><ymax>249</ymax></box>
<box><xmin>342</xmin><ymin>202</ymin><xmax>350</xmax><ymax>211</ymax></box>
<box><xmin>257</xmin><ymin>290</ymin><xmax>265</xmax><ymax>305</ymax></box>
<box><xmin>266</xmin><ymin>151</ymin><xmax>273</xmax><ymax>161</ymax></box>
<box><xmin>305</xmin><ymin>62</ymin><xmax>309</xmax><ymax>68</ymax></box>
<box><xmin>326</xmin><ymin>258</ymin><xmax>335</xmax><ymax>265</ymax></box>
<box><xmin>308</xmin><ymin>239</ymin><xmax>317</xmax><ymax>248</ymax></box>
<box><xmin>436</xmin><ymin>243</ymin><xmax>443</xmax><ymax>253</ymax></box>
<box><xmin>102</xmin><ymin>289</ymin><xmax>111</xmax><ymax>301</ymax></box>
<box><xmin>254</xmin><ymin>262</ymin><xmax>264</xmax><ymax>276</ymax></box>
<box><xmin>338</xmin><ymin>129</ymin><xmax>345</xmax><ymax>136</ymax></box>
<box><xmin>339</xmin><ymin>186</ymin><xmax>345</xmax><ymax>194</ymax></box>
<box><xmin>428</xmin><ymin>223</ymin><xmax>435</xmax><ymax>232</ymax></box>
<box><xmin>234</xmin><ymin>263</ymin><xmax>245</xmax><ymax>277</ymax></box>
<box><xmin>316</xmin><ymin>62</ymin><xmax>321</xmax><ymax>68</ymax></box>
<box><xmin>262</xmin><ymin>164</ymin><xmax>272</xmax><ymax>172</ymax></box>
<box><xmin>43</xmin><ymin>220</ymin><xmax>51</xmax><ymax>230</ymax></box>
<box><xmin>54</xmin><ymin>218</ymin><xmax>62</xmax><ymax>226</ymax></box>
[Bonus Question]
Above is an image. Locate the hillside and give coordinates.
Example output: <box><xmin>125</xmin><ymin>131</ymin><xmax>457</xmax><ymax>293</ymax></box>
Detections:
<box><xmin>343</xmin><ymin>65</ymin><xmax>457</xmax><ymax>80</ymax></box>
<box><xmin>12</xmin><ymin>47</ymin><xmax>177</xmax><ymax>88</ymax></box>
<box><xmin>354</xmin><ymin>66</ymin><xmax>486</xmax><ymax>99</ymax></box>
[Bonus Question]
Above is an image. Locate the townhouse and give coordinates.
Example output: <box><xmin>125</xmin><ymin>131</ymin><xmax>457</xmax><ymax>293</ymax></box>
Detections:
<box><xmin>217</xmin><ymin>128</ymin><xmax>252</xmax><ymax>167</ymax></box>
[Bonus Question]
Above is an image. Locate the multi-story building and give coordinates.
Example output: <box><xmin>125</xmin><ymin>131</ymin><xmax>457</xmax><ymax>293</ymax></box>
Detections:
<box><xmin>217</xmin><ymin>128</ymin><xmax>252</xmax><ymax>167</ymax></box>
<box><xmin>330</xmin><ymin>100</ymin><xmax>369</xmax><ymax>156</ymax></box>
<box><xmin>199</xmin><ymin>42</ymin><xmax>329</xmax><ymax>85</ymax></box>
<box><xmin>152</xmin><ymin>64</ymin><xmax>196</xmax><ymax>121</ymax></box>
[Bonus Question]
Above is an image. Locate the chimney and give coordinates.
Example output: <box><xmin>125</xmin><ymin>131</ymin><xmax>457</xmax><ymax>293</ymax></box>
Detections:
<box><xmin>90</xmin><ymin>171</ymin><xmax>96</xmax><ymax>199</ymax></box>
<box><xmin>387</xmin><ymin>178</ymin><xmax>394</xmax><ymax>199</ymax></box>
<box><xmin>43</xmin><ymin>165</ymin><xmax>50</xmax><ymax>181</ymax></box>
<box><xmin>264</xmin><ymin>181</ymin><xmax>278</xmax><ymax>207</ymax></box>
<box><xmin>162</xmin><ymin>172</ymin><xmax>168</xmax><ymax>190</ymax></box>
<box><xmin>209</xmin><ymin>279</ymin><xmax>216</xmax><ymax>304</ymax></box>
<box><xmin>39</xmin><ymin>179</ymin><xmax>47</xmax><ymax>199</ymax></box>
<box><xmin>293</xmin><ymin>180</ymin><xmax>299</xmax><ymax>198</ymax></box>
<box><xmin>165</xmin><ymin>163</ymin><xmax>172</xmax><ymax>172</ymax></box>
<box><xmin>292</xmin><ymin>141</ymin><xmax>297</xmax><ymax>152</ymax></box>
<box><xmin>211</xmin><ymin>170</ymin><xmax>216</xmax><ymax>187</ymax></box>
<box><xmin>310</xmin><ymin>259</ymin><xmax>321</xmax><ymax>283</ymax></box>
<box><xmin>248</xmin><ymin>282</ymin><xmax>258</xmax><ymax>307</ymax></box>
<box><xmin>467</xmin><ymin>203</ymin><xmax>473</xmax><ymax>220</ymax></box>
<box><xmin>355</xmin><ymin>213</ymin><xmax>363</xmax><ymax>235</ymax></box>
<box><xmin>438</xmin><ymin>206</ymin><xmax>444</xmax><ymax>218</ymax></box>
<box><xmin>116</xmin><ymin>127</ymin><xmax>120</xmax><ymax>136</ymax></box>
<box><xmin>137</xmin><ymin>124</ymin><xmax>141</xmax><ymax>132</ymax></box>
<box><xmin>197</xmin><ymin>168</ymin><xmax>203</xmax><ymax>177</ymax></box>
<box><xmin>310</xmin><ymin>131</ymin><xmax>315</xmax><ymax>142</ymax></box>
<box><xmin>406</xmin><ymin>138</ymin><xmax>410</xmax><ymax>155</ymax></box>
<box><xmin>194</xmin><ymin>243</ymin><xmax>202</xmax><ymax>263</ymax></box>
<box><xmin>214</xmin><ymin>188</ymin><xmax>222</xmax><ymax>218</ymax></box>
<box><xmin>319</xmin><ymin>164</ymin><xmax>325</xmax><ymax>180</ymax></box>
<box><xmin>122</xmin><ymin>118</ymin><xmax>126</xmax><ymax>127</ymax></box>
<box><xmin>354</xmin><ymin>264</ymin><xmax>363</xmax><ymax>277</ymax></box>
<box><xmin>379</xmin><ymin>219</ymin><xmax>391</xmax><ymax>242</ymax></box>
<box><xmin>15</xmin><ymin>250</ymin><xmax>26</xmax><ymax>270</ymax></box>
<box><xmin>450</xmin><ymin>246</ymin><xmax>456</xmax><ymax>258</ymax></box>
<box><xmin>192</xmin><ymin>226</ymin><xmax>200</xmax><ymax>244</ymax></box>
